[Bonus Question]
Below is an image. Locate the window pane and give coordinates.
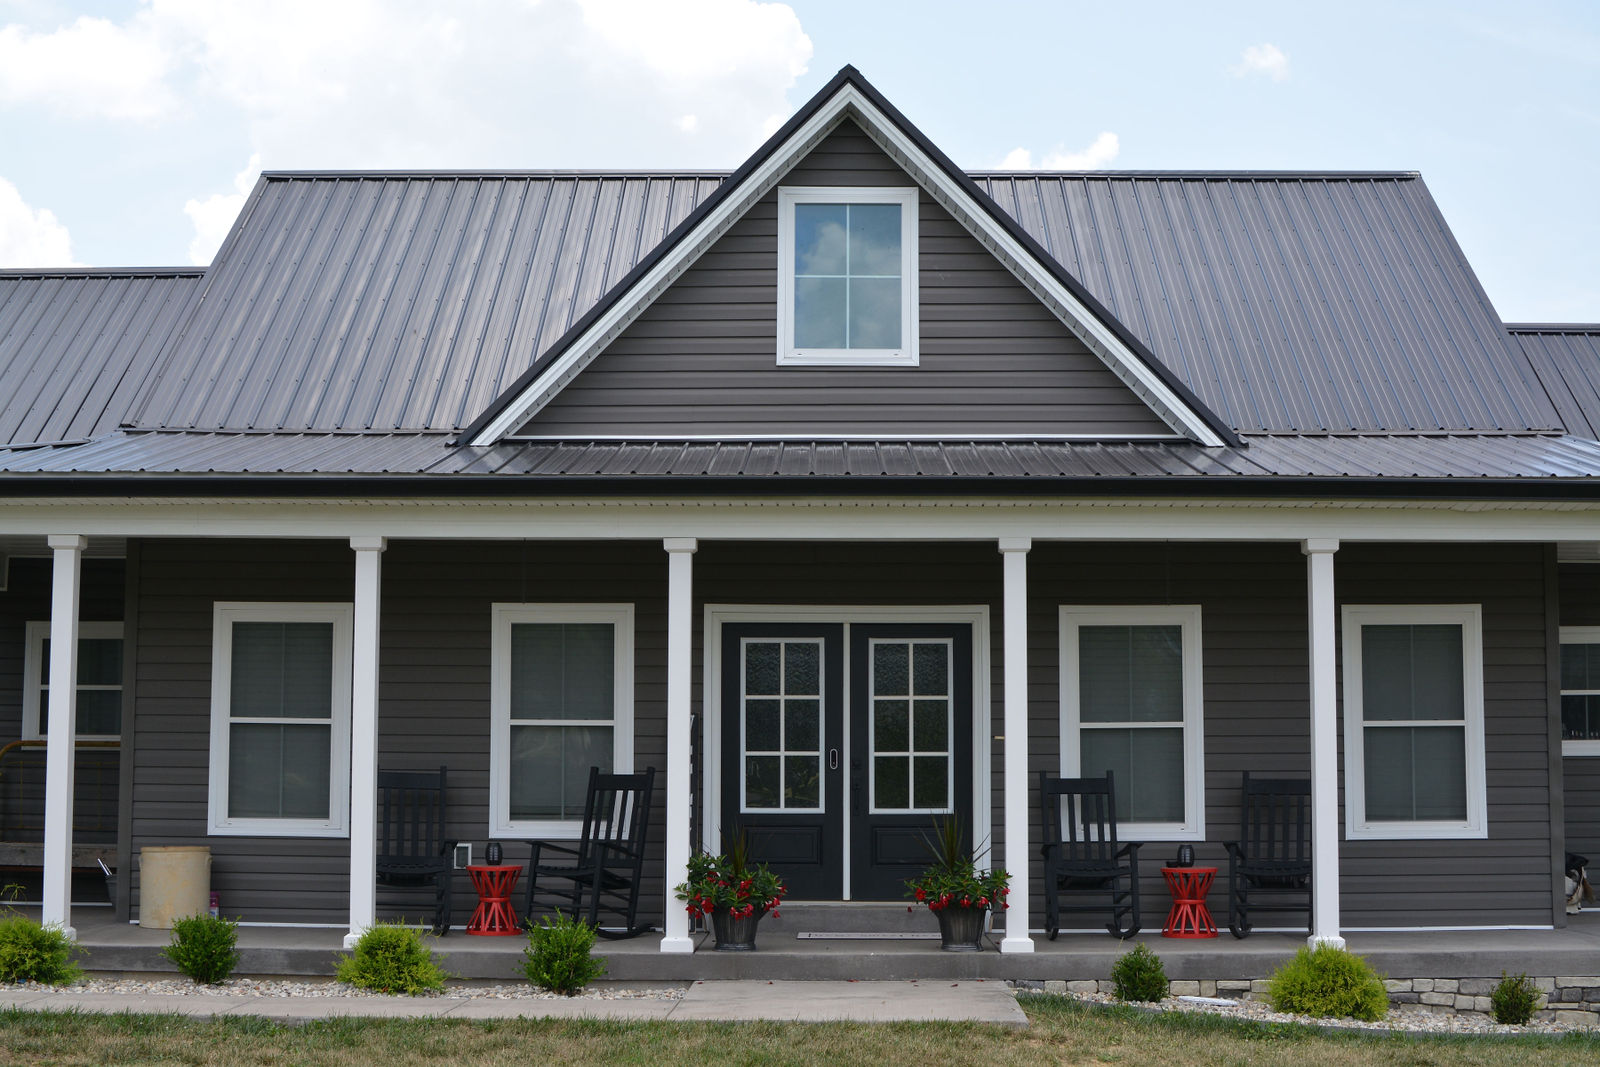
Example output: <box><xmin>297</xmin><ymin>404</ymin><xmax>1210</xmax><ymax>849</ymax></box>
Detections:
<box><xmin>875</xmin><ymin>699</ymin><xmax>909</xmax><ymax>752</ymax></box>
<box><xmin>1563</xmin><ymin>643</ymin><xmax>1593</xmax><ymax>690</ymax></box>
<box><xmin>1564</xmin><ymin>694</ymin><xmax>1600</xmax><ymax>741</ymax></box>
<box><xmin>1080</xmin><ymin>625</ymin><xmax>1182</xmax><ymax>723</ymax></box>
<box><xmin>794</xmin><ymin>277</ymin><xmax>847</xmax><ymax>349</ymax></box>
<box><xmin>1364</xmin><ymin>725</ymin><xmax>1467</xmax><ymax>821</ymax></box>
<box><xmin>912</xmin><ymin>755</ymin><xmax>948</xmax><ymax>810</ymax></box>
<box><xmin>874</xmin><ymin>643</ymin><xmax>909</xmax><ymax>695</ymax></box>
<box><xmin>785</xmin><ymin>755</ymin><xmax>820</xmax><ymax>809</ymax></box>
<box><xmin>794</xmin><ymin>203</ymin><xmax>847</xmax><ymax>275</ymax></box>
<box><xmin>848</xmin><ymin>277</ymin><xmax>901</xmax><ymax>348</ymax></box>
<box><xmin>230</xmin><ymin>622</ymin><xmax>333</xmax><ymax>720</ymax></box>
<box><xmin>785</xmin><ymin>641</ymin><xmax>820</xmax><ymax>695</ymax></box>
<box><xmin>1363</xmin><ymin>624</ymin><xmax>1464</xmax><ymax>722</ymax></box>
<box><xmin>914</xmin><ymin>699</ymin><xmax>948</xmax><ymax>751</ymax></box>
<box><xmin>785</xmin><ymin>698</ymin><xmax>820</xmax><ymax>751</ymax></box>
<box><xmin>745</xmin><ymin>755</ymin><xmax>781</xmax><ymax>809</ymax></box>
<box><xmin>745</xmin><ymin>699</ymin><xmax>780</xmax><ymax>751</ymax></box>
<box><xmin>77</xmin><ymin>639</ymin><xmax>122</xmax><ymax>685</ymax></box>
<box><xmin>228</xmin><ymin>722</ymin><xmax>330</xmax><ymax>819</ymax></box>
<box><xmin>913</xmin><ymin>643</ymin><xmax>948</xmax><ymax>696</ymax></box>
<box><xmin>875</xmin><ymin>756</ymin><xmax>908</xmax><ymax>809</ymax></box>
<box><xmin>75</xmin><ymin>690</ymin><xmax>122</xmax><ymax>736</ymax></box>
<box><xmin>1080</xmin><ymin>727</ymin><xmax>1184</xmax><ymax>823</ymax></box>
<box><xmin>509</xmin><ymin>723</ymin><xmax>612</xmax><ymax>820</ymax></box>
<box><xmin>847</xmin><ymin>203</ymin><xmax>902</xmax><ymax>276</ymax></box>
<box><xmin>509</xmin><ymin>623</ymin><xmax>613</xmax><ymax>721</ymax></box>
<box><xmin>745</xmin><ymin>643</ymin><xmax>781</xmax><ymax>696</ymax></box>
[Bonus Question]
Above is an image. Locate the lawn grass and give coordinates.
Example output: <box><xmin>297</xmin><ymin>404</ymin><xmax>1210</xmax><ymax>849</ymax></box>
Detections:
<box><xmin>1</xmin><ymin>996</ymin><xmax>1598</xmax><ymax>1066</ymax></box>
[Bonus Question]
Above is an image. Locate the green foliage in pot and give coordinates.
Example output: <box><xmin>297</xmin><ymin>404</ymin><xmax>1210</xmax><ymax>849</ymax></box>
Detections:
<box><xmin>674</xmin><ymin>828</ymin><xmax>786</xmax><ymax>920</ymax></box>
<box><xmin>523</xmin><ymin>910</ymin><xmax>607</xmax><ymax>995</ymax></box>
<box><xmin>162</xmin><ymin>913</ymin><xmax>239</xmax><ymax>984</ymax></box>
<box><xmin>903</xmin><ymin>817</ymin><xmax>1009</xmax><ymax>912</ymax></box>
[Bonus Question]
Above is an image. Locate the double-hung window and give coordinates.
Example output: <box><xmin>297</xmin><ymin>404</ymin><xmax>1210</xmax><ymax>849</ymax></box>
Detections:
<box><xmin>22</xmin><ymin>620</ymin><xmax>124</xmax><ymax>741</ymax></box>
<box><xmin>490</xmin><ymin>604</ymin><xmax>633</xmax><ymax>838</ymax></box>
<box><xmin>777</xmin><ymin>186</ymin><xmax>918</xmax><ymax>365</ymax></box>
<box><xmin>1060</xmin><ymin>606</ymin><xmax>1206</xmax><ymax>840</ymax></box>
<box><xmin>1562</xmin><ymin>626</ymin><xmax>1600</xmax><ymax>756</ymax></box>
<box><xmin>208</xmin><ymin>603</ymin><xmax>353</xmax><ymax>837</ymax></box>
<box><xmin>1341</xmin><ymin>604</ymin><xmax>1486</xmax><ymax>839</ymax></box>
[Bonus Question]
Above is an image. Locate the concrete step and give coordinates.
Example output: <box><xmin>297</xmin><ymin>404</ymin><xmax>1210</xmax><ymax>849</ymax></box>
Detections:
<box><xmin>761</xmin><ymin>902</ymin><xmax>941</xmax><ymax>937</ymax></box>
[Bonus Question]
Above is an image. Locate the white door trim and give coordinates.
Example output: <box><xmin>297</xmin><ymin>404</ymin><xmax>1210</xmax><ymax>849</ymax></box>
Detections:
<box><xmin>703</xmin><ymin>604</ymin><xmax>992</xmax><ymax>900</ymax></box>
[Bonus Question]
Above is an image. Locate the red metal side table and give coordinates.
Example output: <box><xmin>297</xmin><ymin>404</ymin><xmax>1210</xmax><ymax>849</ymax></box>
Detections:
<box><xmin>465</xmin><ymin>864</ymin><xmax>521</xmax><ymax>935</ymax></box>
<box><xmin>1161</xmin><ymin>866</ymin><xmax>1218</xmax><ymax>938</ymax></box>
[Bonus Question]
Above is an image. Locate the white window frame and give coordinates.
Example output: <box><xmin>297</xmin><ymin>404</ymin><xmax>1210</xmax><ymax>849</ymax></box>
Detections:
<box><xmin>1560</xmin><ymin>626</ymin><xmax>1600</xmax><ymax>756</ymax></box>
<box><xmin>776</xmin><ymin>185</ymin><xmax>919</xmax><ymax>366</ymax></box>
<box><xmin>207</xmin><ymin>602</ymin><xmax>353</xmax><ymax>838</ymax></box>
<box><xmin>489</xmin><ymin>603</ymin><xmax>634</xmax><ymax>839</ymax></box>
<box><xmin>22</xmin><ymin>620</ymin><xmax>124</xmax><ymax>742</ymax></box>
<box><xmin>1341</xmin><ymin>603</ymin><xmax>1487</xmax><ymax>840</ymax></box>
<box><xmin>1059</xmin><ymin>605</ymin><xmax>1206</xmax><ymax>841</ymax></box>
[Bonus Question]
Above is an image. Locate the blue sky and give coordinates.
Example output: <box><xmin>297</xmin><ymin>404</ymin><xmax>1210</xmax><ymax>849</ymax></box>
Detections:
<box><xmin>0</xmin><ymin>0</ymin><xmax>1594</xmax><ymax>321</ymax></box>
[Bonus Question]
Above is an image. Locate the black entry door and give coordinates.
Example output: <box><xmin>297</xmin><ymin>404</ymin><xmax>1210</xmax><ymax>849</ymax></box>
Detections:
<box><xmin>848</xmin><ymin>624</ymin><xmax>973</xmax><ymax>901</ymax></box>
<box><xmin>720</xmin><ymin>624</ymin><xmax>844</xmax><ymax>900</ymax></box>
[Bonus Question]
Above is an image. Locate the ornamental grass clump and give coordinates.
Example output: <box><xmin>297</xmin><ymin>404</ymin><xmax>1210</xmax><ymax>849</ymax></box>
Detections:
<box><xmin>0</xmin><ymin>913</ymin><xmax>81</xmax><ymax>985</ymax></box>
<box><xmin>903</xmin><ymin>817</ymin><xmax>1009</xmax><ymax>913</ymax></box>
<box><xmin>1490</xmin><ymin>971</ymin><xmax>1542</xmax><ymax>1025</ymax></box>
<box><xmin>1267</xmin><ymin>945</ymin><xmax>1388</xmax><ymax>1022</ymax></box>
<box><xmin>1110</xmin><ymin>942</ymin><xmax>1169</xmax><ymax>1002</ymax></box>
<box><xmin>335</xmin><ymin>921</ymin><xmax>446</xmax><ymax>995</ymax></box>
<box><xmin>674</xmin><ymin>829</ymin><xmax>786</xmax><ymax>921</ymax></box>
<box><xmin>523</xmin><ymin>910</ymin><xmax>607</xmax><ymax>995</ymax></box>
<box><xmin>162</xmin><ymin>913</ymin><xmax>239</xmax><ymax>984</ymax></box>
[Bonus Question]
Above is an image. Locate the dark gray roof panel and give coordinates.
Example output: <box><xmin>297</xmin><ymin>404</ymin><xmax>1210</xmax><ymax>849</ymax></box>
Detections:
<box><xmin>1511</xmin><ymin>325</ymin><xmax>1600</xmax><ymax>440</ymax></box>
<box><xmin>5</xmin><ymin>431</ymin><xmax>1600</xmax><ymax>482</ymax></box>
<box><xmin>0</xmin><ymin>270</ymin><xmax>204</xmax><ymax>447</ymax></box>
<box><xmin>974</xmin><ymin>174</ymin><xmax>1562</xmax><ymax>434</ymax></box>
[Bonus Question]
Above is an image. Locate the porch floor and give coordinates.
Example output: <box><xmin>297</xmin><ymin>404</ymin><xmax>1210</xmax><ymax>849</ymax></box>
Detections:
<box><xmin>28</xmin><ymin>907</ymin><xmax>1600</xmax><ymax>983</ymax></box>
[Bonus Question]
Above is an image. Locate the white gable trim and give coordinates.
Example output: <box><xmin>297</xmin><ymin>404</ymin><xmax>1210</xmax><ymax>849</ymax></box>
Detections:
<box><xmin>468</xmin><ymin>85</ymin><xmax>1225</xmax><ymax>448</ymax></box>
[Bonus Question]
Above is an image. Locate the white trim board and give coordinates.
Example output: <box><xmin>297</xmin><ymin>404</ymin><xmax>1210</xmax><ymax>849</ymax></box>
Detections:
<box><xmin>702</xmin><ymin>604</ymin><xmax>992</xmax><ymax>899</ymax></box>
<box><xmin>468</xmin><ymin>83</ymin><xmax>1223</xmax><ymax>446</ymax></box>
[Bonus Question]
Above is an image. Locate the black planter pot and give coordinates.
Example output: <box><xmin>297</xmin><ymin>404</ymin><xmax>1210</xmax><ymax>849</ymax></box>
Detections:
<box><xmin>933</xmin><ymin>905</ymin><xmax>987</xmax><ymax>951</ymax></box>
<box><xmin>710</xmin><ymin>907</ymin><xmax>764</xmax><ymax>951</ymax></box>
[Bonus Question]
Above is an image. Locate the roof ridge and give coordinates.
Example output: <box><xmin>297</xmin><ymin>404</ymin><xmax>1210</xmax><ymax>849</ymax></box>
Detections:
<box><xmin>1506</xmin><ymin>323</ymin><xmax>1600</xmax><ymax>334</ymax></box>
<box><xmin>0</xmin><ymin>267</ymin><xmax>204</xmax><ymax>278</ymax></box>
<box><xmin>254</xmin><ymin>168</ymin><xmax>1423</xmax><ymax>183</ymax></box>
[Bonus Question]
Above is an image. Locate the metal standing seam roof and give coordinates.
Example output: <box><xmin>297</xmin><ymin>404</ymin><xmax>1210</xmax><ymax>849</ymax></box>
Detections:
<box><xmin>0</xmin><ymin>269</ymin><xmax>204</xmax><ymax>447</ymax></box>
<box><xmin>1511</xmin><ymin>324</ymin><xmax>1600</xmax><ymax>440</ymax></box>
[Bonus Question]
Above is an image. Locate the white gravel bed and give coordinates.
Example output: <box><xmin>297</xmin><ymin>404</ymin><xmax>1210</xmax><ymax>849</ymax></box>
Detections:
<box><xmin>1039</xmin><ymin>988</ymin><xmax>1596</xmax><ymax>1036</ymax></box>
<box><xmin>4</xmin><ymin>976</ymin><xmax>683</xmax><ymax>1001</ymax></box>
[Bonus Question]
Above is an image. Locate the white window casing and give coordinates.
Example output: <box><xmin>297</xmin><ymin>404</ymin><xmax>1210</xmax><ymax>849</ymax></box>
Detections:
<box><xmin>208</xmin><ymin>602</ymin><xmax>354</xmax><ymax>837</ymax></box>
<box><xmin>489</xmin><ymin>603</ymin><xmax>634</xmax><ymax>839</ymax></box>
<box><xmin>1559</xmin><ymin>625</ymin><xmax>1600</xmax><ymax>756</ymax></box>
<box><xmin>22</xmin><ymin>620</ymin><xmax>124</xmax><ymax>742</ymax></box>
<box><xmin>776</xmin><ymin>186</ymin><xmax>919</xmax><ymax>366</ymax></box>
<box><xmin>1059</xmin><ymin>605</ymin><xmax>1206</xmax><ymax>841</ymax></box>
<box><xmin>1341</xmin><ymin>604</ymin><xmax>1487</xmax><ymax>840</ymax></box>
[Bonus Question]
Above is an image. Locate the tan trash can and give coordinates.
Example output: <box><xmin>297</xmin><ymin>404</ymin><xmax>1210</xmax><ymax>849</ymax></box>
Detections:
<box><xmin>138</xmin><ymin>846</ymin><xmax>211</xmax><ymax>928</ymax></box>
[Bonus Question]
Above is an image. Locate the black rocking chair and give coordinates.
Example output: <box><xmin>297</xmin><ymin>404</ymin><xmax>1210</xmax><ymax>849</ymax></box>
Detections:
<box><xmin>1223</xmin><ymin>771</ymin><xmax>1312</xmax><ymax>938</ymax></box>
<box><xmin>523</xmin><ymin>766</ymin><xmax>655</xmax><ymax>939</ymax></box>
<box><xmin>375</xmin><ymin>766</ymin><xmax>458</xmax><ymax>936</ymax></box>
<box><xmin>1040</xmin><ymin>771</ymin><xmax>1143</xmax><ymax>939</ymax></box>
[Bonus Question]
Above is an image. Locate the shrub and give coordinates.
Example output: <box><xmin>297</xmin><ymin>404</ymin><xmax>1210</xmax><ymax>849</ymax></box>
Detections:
<box><xmin>335</xmin><ymin>922</ymin><xmax>446</xmax><ymax>994</ymax></box>
<box><xmin>1490</xmin><ymin>971</ymin><xmax>1541</xmax><ymax>1025</ymax></box>
<box><xmin>1268</xmin><ymin>945</ymin><xmax>1388</xmax><ymax>1022</ymax></box>
<box><xmin>1110</xmin><ymin>942</ymin><xmax>1168</xmax><ymax>1002</ymax></box>
<box><xmin>523</xmin><ymin>910</ymin><xmax>607</xmax><ymax>995</ymax></box>
<box><xmin>162</xmin><ymin>914</ymin><xmax>239</xmax><ymax>984</ymax></box>
<box><xmin>0</xmin><ymin>914</ymin><xmax>81</xmax><ymax>984</ymax></box>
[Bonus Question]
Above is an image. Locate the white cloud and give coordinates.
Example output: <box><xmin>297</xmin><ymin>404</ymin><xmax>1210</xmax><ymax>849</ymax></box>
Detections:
<box><xmin>999</xmin><ymin>132</ymin><xmax>1120</xmax><ymax>170</ymax></box>
<box><xmin>678</xmin><ymin>114</ymin><xmax>699</xmax><ymax>134</ymax></box>
<box><xmin>0</xmin><ymin>13</ymin><xmax>176</xmax><ymax>120</ymax></box>
<box><xmin>0</xmin><ymin>176</ymin><xmax>79</xmax><ymax>267</ymax></box>
<box><xmin>182</xmin><ymin>153</ymin><xmax>259</xmax><ymax>265</ymax></box>
<box><xmin>1231</xmin><ymin>42</ymin><xmax>1290</xmax><ymax>82</ymax></box>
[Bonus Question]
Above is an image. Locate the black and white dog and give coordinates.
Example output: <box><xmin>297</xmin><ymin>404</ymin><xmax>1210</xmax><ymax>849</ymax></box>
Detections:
<box><xmin>1567</xmin><ymin>852</ymin><xmax>1593</xmax><ymax>915</ymax></box>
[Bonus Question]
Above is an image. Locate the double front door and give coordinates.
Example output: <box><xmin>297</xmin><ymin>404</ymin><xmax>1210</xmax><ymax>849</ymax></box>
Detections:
<box><xmin>720</xmin><ymin>623</ymin><xmax>973</xmax><ymax>900</ymax></box>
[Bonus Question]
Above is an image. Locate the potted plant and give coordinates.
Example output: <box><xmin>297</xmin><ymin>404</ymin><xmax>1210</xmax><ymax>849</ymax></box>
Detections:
<box><xmin>673</xmin><ymin>829</ymin><xmax>786</xmax><ymax>951</ymax></box>
<box><xmin>904</xmin><ymin>817</ymin><xmax>1009</xmax><ymax>951</ymax></box>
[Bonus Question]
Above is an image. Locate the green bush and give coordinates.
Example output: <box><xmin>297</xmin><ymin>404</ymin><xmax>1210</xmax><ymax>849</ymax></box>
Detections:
<box><xmin>162</xmin><ymin>914</ymin><xmax>239</xmax><ymax>984</ymax></box>
<box><xmin>523</xmin><ymin>910</ymin><xmax>607</xmax><ymax>995</ymax></box>
<box><xmin>0</xmin><ymin>914</ymin><xmax>81</xmax><ymax>984</ymax></box>
<box><xmin>335</xmin><ymin>922</ymin><xmax>446</xmax><ymax>995</ymax></box>
<box><xmin>1490</xmin><ymin>971</ymin><xmax>1541</xmax><ymax>1025</ymax></box>
<box><xmin>1268</xmin><ymin>945</ymin><xmax>1388</xmax><ymax>1022</ymax></box>
<box><xmin>1110</xmin><ymin>942</ymin><xmax>1168</xmax><ymax>1002</ymax></box>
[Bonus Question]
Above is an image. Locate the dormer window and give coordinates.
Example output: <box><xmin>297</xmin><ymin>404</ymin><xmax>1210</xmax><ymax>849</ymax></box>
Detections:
<box><xmin>777</xmin><ymin>186</ymin><xmax>918</xmax><ymax>365</ymax></box>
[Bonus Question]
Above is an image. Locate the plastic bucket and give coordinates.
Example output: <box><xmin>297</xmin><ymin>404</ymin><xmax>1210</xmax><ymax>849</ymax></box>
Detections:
<box><xmin>138</xmin><ymin>846</ymin><xmax>211</xmax><ymax>928</ymax></box>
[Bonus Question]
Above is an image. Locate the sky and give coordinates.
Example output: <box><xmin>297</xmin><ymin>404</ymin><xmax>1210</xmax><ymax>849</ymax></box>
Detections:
<box><xmin>0</xmin><ymin>0</ymin><xmax>1594</xmax><ymax>323</ymax></box>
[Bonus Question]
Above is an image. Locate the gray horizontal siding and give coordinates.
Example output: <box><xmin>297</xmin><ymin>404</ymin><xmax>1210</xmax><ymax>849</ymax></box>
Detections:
<box><xmin>524</xmin><ymin>122</ymin><xmax>1169</xmax><ymax>438</ymax></box>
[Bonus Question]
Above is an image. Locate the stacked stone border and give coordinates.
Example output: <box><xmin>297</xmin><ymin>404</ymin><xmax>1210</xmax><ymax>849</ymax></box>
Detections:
<box><xmin>1021</xmin><ymin>976</ymin><xmax>1600</xmax><ymax>1025</ymax></box>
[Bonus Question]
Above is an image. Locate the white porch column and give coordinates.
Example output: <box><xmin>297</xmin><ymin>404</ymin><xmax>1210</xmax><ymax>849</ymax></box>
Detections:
<box><xmin>661</xmin><ymin>537</ymin><xmax>697</xmax><ymax>953</ymax></box>
<box><xmin>42</xmin><ymin>534</ymin><xmax>85</xmax><ymax>938</ymax></box>
<box><xmin>999</xmin><ymin>538</ymin><xmax>1033</xmax><ymax>953</ymax></box>
<box><xmin>344</xmin><ymin>536</ymin><xmax>386</xmax><ymax>949</ymax></box>
<box><xmin>1303</xmin><ymin>538</ymin><xmax>1344</xmax><ymax>949</ymax></box>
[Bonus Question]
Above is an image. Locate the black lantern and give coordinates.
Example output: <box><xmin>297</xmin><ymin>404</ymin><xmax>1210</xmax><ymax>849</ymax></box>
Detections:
<box><xmin>485</xmin><ymin>841</ymin><xmax>503</xmax><ymax>866</ymax></box>
<box><xmin>1174</xmin><ymin>843</ymin><xmax>1195</xmax><ymax>868</ymax></box>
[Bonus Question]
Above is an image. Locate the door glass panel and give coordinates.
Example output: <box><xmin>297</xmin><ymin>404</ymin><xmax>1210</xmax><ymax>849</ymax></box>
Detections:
<box><xmin>874</xmin><ymin>699</ymin><xmax>909</xmax><ymax>751</ymax></box>
<box><xmin>742</xmin><ymin>638</ymin><xmax>824</xmax><ymax>812</ymax></box>
<box><xmin>874</xmin><ymin>756</ymin><xmax>908</xmax><ymax>808</ymax></box>
<box><xmin>870</xmin><ymin>639</ymin><xmax>953</xmax><ymax>814</ymax></box>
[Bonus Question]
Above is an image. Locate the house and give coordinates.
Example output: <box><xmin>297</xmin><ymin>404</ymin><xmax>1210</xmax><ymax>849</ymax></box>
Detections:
<box><xmin>2</xmin><ymin>66</ymin><xmax>1598</xmax><ymax>956</ymax></box>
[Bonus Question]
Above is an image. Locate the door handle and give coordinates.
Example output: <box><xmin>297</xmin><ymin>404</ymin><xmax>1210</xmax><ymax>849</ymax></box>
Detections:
<box><xmin>829</xmin><ymin>748</ymin><xmax>840</xmax><ymax>771</ymax></box>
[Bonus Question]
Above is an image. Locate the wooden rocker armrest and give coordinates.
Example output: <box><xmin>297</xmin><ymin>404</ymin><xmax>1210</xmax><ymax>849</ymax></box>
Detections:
<box><xmin>1117</xmin><ymin>841</ymin><xmax>1144</xmax><ymax>859</ymax></box>
<box><xmin>436</xmin><ymin>838</ymin><xmax>460</xmax><ymax>858</ymax></box>
<box><xmin>525</xmin><ymin>840</ymin><xmax>581</xmax><ymax>867</ymax></box>
<box><xmin>1221</xmin><ymin>841</ymin><xmax>1244</xmax><ymax>860</ymax></box>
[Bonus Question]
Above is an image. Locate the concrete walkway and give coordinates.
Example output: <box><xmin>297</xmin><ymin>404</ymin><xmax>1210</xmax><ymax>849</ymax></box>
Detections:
<box><xmin>0</xmin><ymin>979</ymin><xmax>1027</xmax><ymax>1027</ymax></box>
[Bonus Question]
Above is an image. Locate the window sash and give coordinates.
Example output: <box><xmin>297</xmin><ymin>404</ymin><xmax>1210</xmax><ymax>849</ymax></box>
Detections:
<box><xmin>1560</xmin><ymin>628</ymin><xmax>1600</xmax><ymax>754</ymax></box>
<box><xmin>868</xmin><ymin>638</ymin><xmax>953</xmax><ymax>815</ymax></box>
<box><xmin>741</xmin><ymin>638</ymin><xmax>825</xmax><ymax>813</ymax></box>
<box><xmin>23</xmin><ymin>621</ymin><xmax>125</xmax><ymax>741</ymax></box>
